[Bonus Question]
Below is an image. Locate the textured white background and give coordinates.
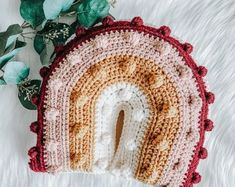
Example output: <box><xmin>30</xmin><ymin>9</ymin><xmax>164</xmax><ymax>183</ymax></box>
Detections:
<box><xmin>0</xmin><ymin>0</ymin><xmax>235</xmax><ymax>187</ymax></box>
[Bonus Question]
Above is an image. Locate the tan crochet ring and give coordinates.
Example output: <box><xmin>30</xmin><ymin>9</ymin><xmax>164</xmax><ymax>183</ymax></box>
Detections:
<box><xmin>28</xmin><ymin>17</ymin><xmax>215</xmax><ymax>187</ymax></box>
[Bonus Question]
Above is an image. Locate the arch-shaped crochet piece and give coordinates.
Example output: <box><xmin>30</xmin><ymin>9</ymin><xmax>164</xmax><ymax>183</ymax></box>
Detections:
<box><xmin>28</xmin><ymin>17</ymin><xmax>214</xmax><ymax>187</ymax></box>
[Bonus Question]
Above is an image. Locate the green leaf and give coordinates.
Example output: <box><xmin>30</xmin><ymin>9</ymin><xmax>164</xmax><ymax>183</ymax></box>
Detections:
<box><xmin>3</xmin><ymin>61</ymin><xmax>30</xmax><ymax>84</ymax></box>
<box><xmin>18</xmin><ymin>79</ymin><xmax>41</xmax><ymax>110</ymax></box>
<box><xmin>43</xmin><ymin>0</ymin><xmax>74</xmax><ymax>19</ymax></box>
<box><xmin>20</xmin><ymin>0</ymin><xmax>45</xmax><ymax>28</ymax></box>
<box><xmin>77</xmin><ymin>0</ymin><xmax>110</xmax><ymax>28</ymax></box>
<box><xmin>34</xmin><ymin>22</ymin><xmax>74</xmax><ymax>54</ymax></box>
<box><xmin>0</xmin><ymin>24</ymin><xmax>23</xmax><ymax>55</ymax></box>
<box><xmin>0</xmin><ymin>77</ymin><xmax>6</xmax><ymax>85</ymax></box>
<box><xmin>0</xmin><ymin>40</ymin><xmax>27</xmax><ymax>69</ymax></box>
<box><xmin>34</xmin><ymin>34</ymin><xmax>45</xmax><ymax>54</ymax></box>
<box><xmin>40</xmin><ymin>40</ymin><xmax>55</xmax><ymax>65</ymax></box>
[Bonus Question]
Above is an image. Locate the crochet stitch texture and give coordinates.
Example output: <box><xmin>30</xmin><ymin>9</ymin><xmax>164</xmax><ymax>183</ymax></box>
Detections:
<box><xmin>28</xmin><ymin>17</ymin><xmax>215</xmax><ymax>187</ymax></box>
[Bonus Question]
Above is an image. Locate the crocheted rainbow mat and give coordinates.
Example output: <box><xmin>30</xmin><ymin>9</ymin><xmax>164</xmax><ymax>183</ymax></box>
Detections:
<box><xmin>28</xmin><ymin>17</ymin><xmax>215</xmax><ymax>187</ymax></box>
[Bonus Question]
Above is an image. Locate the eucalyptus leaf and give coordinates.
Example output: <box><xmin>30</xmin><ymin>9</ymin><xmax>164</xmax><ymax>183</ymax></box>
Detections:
<box><xmin>3</xmin><ymin>61</ymin><xmax>30</xmax><ymax>84</ymax></box>
<box><xmin>18</xmin><ymin>79</ymin><xmax>41</xmax><ymax>110</ymax></box>
<box><xmin>0</xmin><ymin>77</ymin><xmax>6</xmax><ymax>85</ymax></box>
<box><xmin>77</xmin><ymin>0</ymin><xmax>110</xmax><ymax>28</ymax></box>
<box><xmin>0</xmin><ymin>40</ymin><xmax>27</xmax><ymax>69</ymax></box>
<box><xmin>20</xmin><ymin>0</ymin><xmax>45</xmax><ymax>28</ymax></box>
<box><xmin>40</xmin><ymin>40</ymin><xmax>55</xmax><ymax>65</ymax></box>
<box><xmin>34</xmin><ymin>22</ymin><xmax>74</xmax><ymax>54</ymax></box>
<box><xmin>43</xmin><ymin>0</ymin><xmax>74</xmax><ymax>20</ymax></box>
<box><xmin>0</xmin><ymin>24</ymin><xmax>23</xmax><ymax>55</ymax></box>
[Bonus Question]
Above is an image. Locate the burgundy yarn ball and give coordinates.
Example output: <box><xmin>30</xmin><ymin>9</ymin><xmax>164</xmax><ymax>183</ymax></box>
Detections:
<box><xmin>191</xmin><ymin>172</ymin><xmax>201</xmax><ymax>184</ymax></box>
<box><xmin>204</xmin><ymin>119</ymin><xmax>214</xmax><ymax>131</ymax></box>
<box><xmin>131</xmin><ymin>17</ymin><xmax>144</xmax><ymax>26</ymax></box>
<box><xmin>102</xmin><ymin>16</ymin><xmax>114</xmax><ymax>26</ymax></box>
<box><xmin>197</xmin><ymin>66</ymin><xmax>208</xmax><ymax>77</ymax></box>
<box><xmin>198</xmin><ymin>147</ymin><xmax>208</xmax><ymax>159</ymax></box>
<box><xmin>205</xmin><ymin>92</ymin><xmax>215</xmax><ymax>104</ymax></box>
<box><xmin>183</xmin><ymin>43</ymin><xmax>193</xmax><ymax>54</ymax></box>
<box><xmin>159</xmin><ymin>26</ymin><xmax>171</xmax><ymax>36</ymax></box>
<box><xmin>39</xmin><ymin>66</ymin><xmax>50</xmax><ymax>78</ymax></box>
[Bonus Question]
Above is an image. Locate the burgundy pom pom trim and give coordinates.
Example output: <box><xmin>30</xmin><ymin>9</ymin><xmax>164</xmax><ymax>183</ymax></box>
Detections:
<box><xmin>198</xmin><ymin>147</ymin><xmax>208</xmax><ymax>159</ymax></box>
<box><xmin>197</xmin><ymin>66</ymin><xmax>208</xmax><ymax>77</ymax></box>
<box><xmin>131</xmin><ymin>17</ymin><xmax>144</xmax><ymax>26</ymax></box>
<box><xmin>191</xmin><ymin>172</ymin><xmax>202</xmax><ymax>184</ymax></box>
<box><xmin>28</xmin><ymin>146</ymin><xmax>38</xmax><ymax>159</ymax></box>
<box><xmin>39</xmin><ymin>66</ymin><xmax>50</xmax><ymax>78</ymax></box>
<box><xmin>183</xmin><ymin>43</ymin><xmax>193</xmax><ymax>54</ymax></box>
<box><xmin>204</xmin><ymin>119</ymin><xmax>214</xmax><ymax>131</ymax></box>
<box><xmin>158</xmin><ymin>26</ymin><xmax>171</xmax><ymax>36</ymax></box>
<box><xmin>30</xmin><ymin>122</ymin><xmax>39</xmax><ymax>133</ymax></box>
<box><xmin>205</xmin><ymin>92</ymin><xmax>215</xmax><ymax>104</ymax></box>
<box><xmin>102</xmin><ymin>16</ymin><xmax>114</xmax><ymax>26</ymax></box>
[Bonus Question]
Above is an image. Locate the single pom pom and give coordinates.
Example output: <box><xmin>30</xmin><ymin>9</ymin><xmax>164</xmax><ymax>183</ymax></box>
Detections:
<box><xmin>159</xmin><ymin>26</ymin><xmax>171</xmax><ymax>36</ymax></box>
<box><xmin>191</xmin><ymin>172</ymin><xmax>201</xmax><ymax>184</ymax></box>
<box><xmin>205</xmin><ymin>92</ymin><xmax>215</xmax><ymax>104</ymax></box>
<box><xmin>28</xmin><ymin>147</ymin><xmax>38</xmax><ymax>159</ymax></box>
<box><xmin>39</xmin><ymin>66</ymin><xmax>50</xmax><ymax>78</ymax></box>
<box><xmin>204</xmin><ymin>119</ymin><xmax>214</xmax><ymax>131</ymax></box>
<box><xmin>182</xmin><ymin>43</ymin><xmax>193</xmax><ymax>54</ymax></box>
<box><xmin>76</xmin><ymin>27</ymin><xmax>86</xmax><ymax>37</ymax></box>
<box><xmin>54</xmin><ymin>45</ymin><xmax>64</xmax><ymax>54</ymax></box>
<box><xmin>197</xmin><ymin>66</ymin><xmax>208</xmax><ymax>77</ymax></box>
<box><xmin>31</xmin><ymin>94</ymin><xmax>40</xmax><ymax>106</ymax></box>
<box><xmin>102</xmin><ymin>16</ymin><xmax>114</xmax><ymax>26</ymax></box>
<box><xmin>30</xmin><ymin>121</ymin><xmax>39</xmax><ymax>133</ymax></box>
<box><xmin>198</xmin><ymin>147</ymin><xmax>208</xmax><ymax>159</ymax></box>
<box><xmin>131</xmin><ymin>17</ymin><xmax>144</xmax><ymax>26</ymax></box>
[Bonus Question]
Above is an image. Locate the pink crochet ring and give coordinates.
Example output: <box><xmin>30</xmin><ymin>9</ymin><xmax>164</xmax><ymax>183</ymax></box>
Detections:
<box><xmin>28</xmin><ymin>17</ymin><xmax>214</xmax><ymax>187</ymax></box>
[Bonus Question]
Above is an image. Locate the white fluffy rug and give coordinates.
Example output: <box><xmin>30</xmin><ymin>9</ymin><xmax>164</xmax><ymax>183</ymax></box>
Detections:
<box><xmin>0</xmin><ymin>0</ymin><xmax>235</xmax><ymax>187</ymax></box>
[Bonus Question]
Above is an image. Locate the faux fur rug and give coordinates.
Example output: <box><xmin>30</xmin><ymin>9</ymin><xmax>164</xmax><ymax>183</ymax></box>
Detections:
<box><xmin>0</xmin><ymin>0</ymin><xmax>234</xmax><ymax>187</ymax></box>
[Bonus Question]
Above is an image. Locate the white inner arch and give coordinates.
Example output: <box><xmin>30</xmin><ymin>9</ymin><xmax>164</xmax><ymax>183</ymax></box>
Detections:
<box><xmin>93</xmin><ymin>82</ymin><xmax>151</xmax><ymax>177</ymax></box>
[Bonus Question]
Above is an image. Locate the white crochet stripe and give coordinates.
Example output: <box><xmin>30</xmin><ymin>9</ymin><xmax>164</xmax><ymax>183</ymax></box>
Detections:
<box><xmin>94</xmin><ymin>83</ymin><xmax>150</xmax><ymax>177</ymax></box>
<box><xmin>43</xmin><ymin>30</ymin><xmax>202</xmax><ymax>186</ymax></box>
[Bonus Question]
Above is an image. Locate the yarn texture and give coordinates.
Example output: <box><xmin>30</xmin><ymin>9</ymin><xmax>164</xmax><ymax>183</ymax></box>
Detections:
<box><xmin>28</xmin><ymin>17</ymin><xmax>214</xmax><ymax>187</ymax></box>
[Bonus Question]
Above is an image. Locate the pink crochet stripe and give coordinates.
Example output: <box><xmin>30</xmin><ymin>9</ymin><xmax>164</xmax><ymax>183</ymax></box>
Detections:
<box><xmin>29</xmin><ymin>17</ymin><xmax>214</xmax><ymax>187</ymax></box>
